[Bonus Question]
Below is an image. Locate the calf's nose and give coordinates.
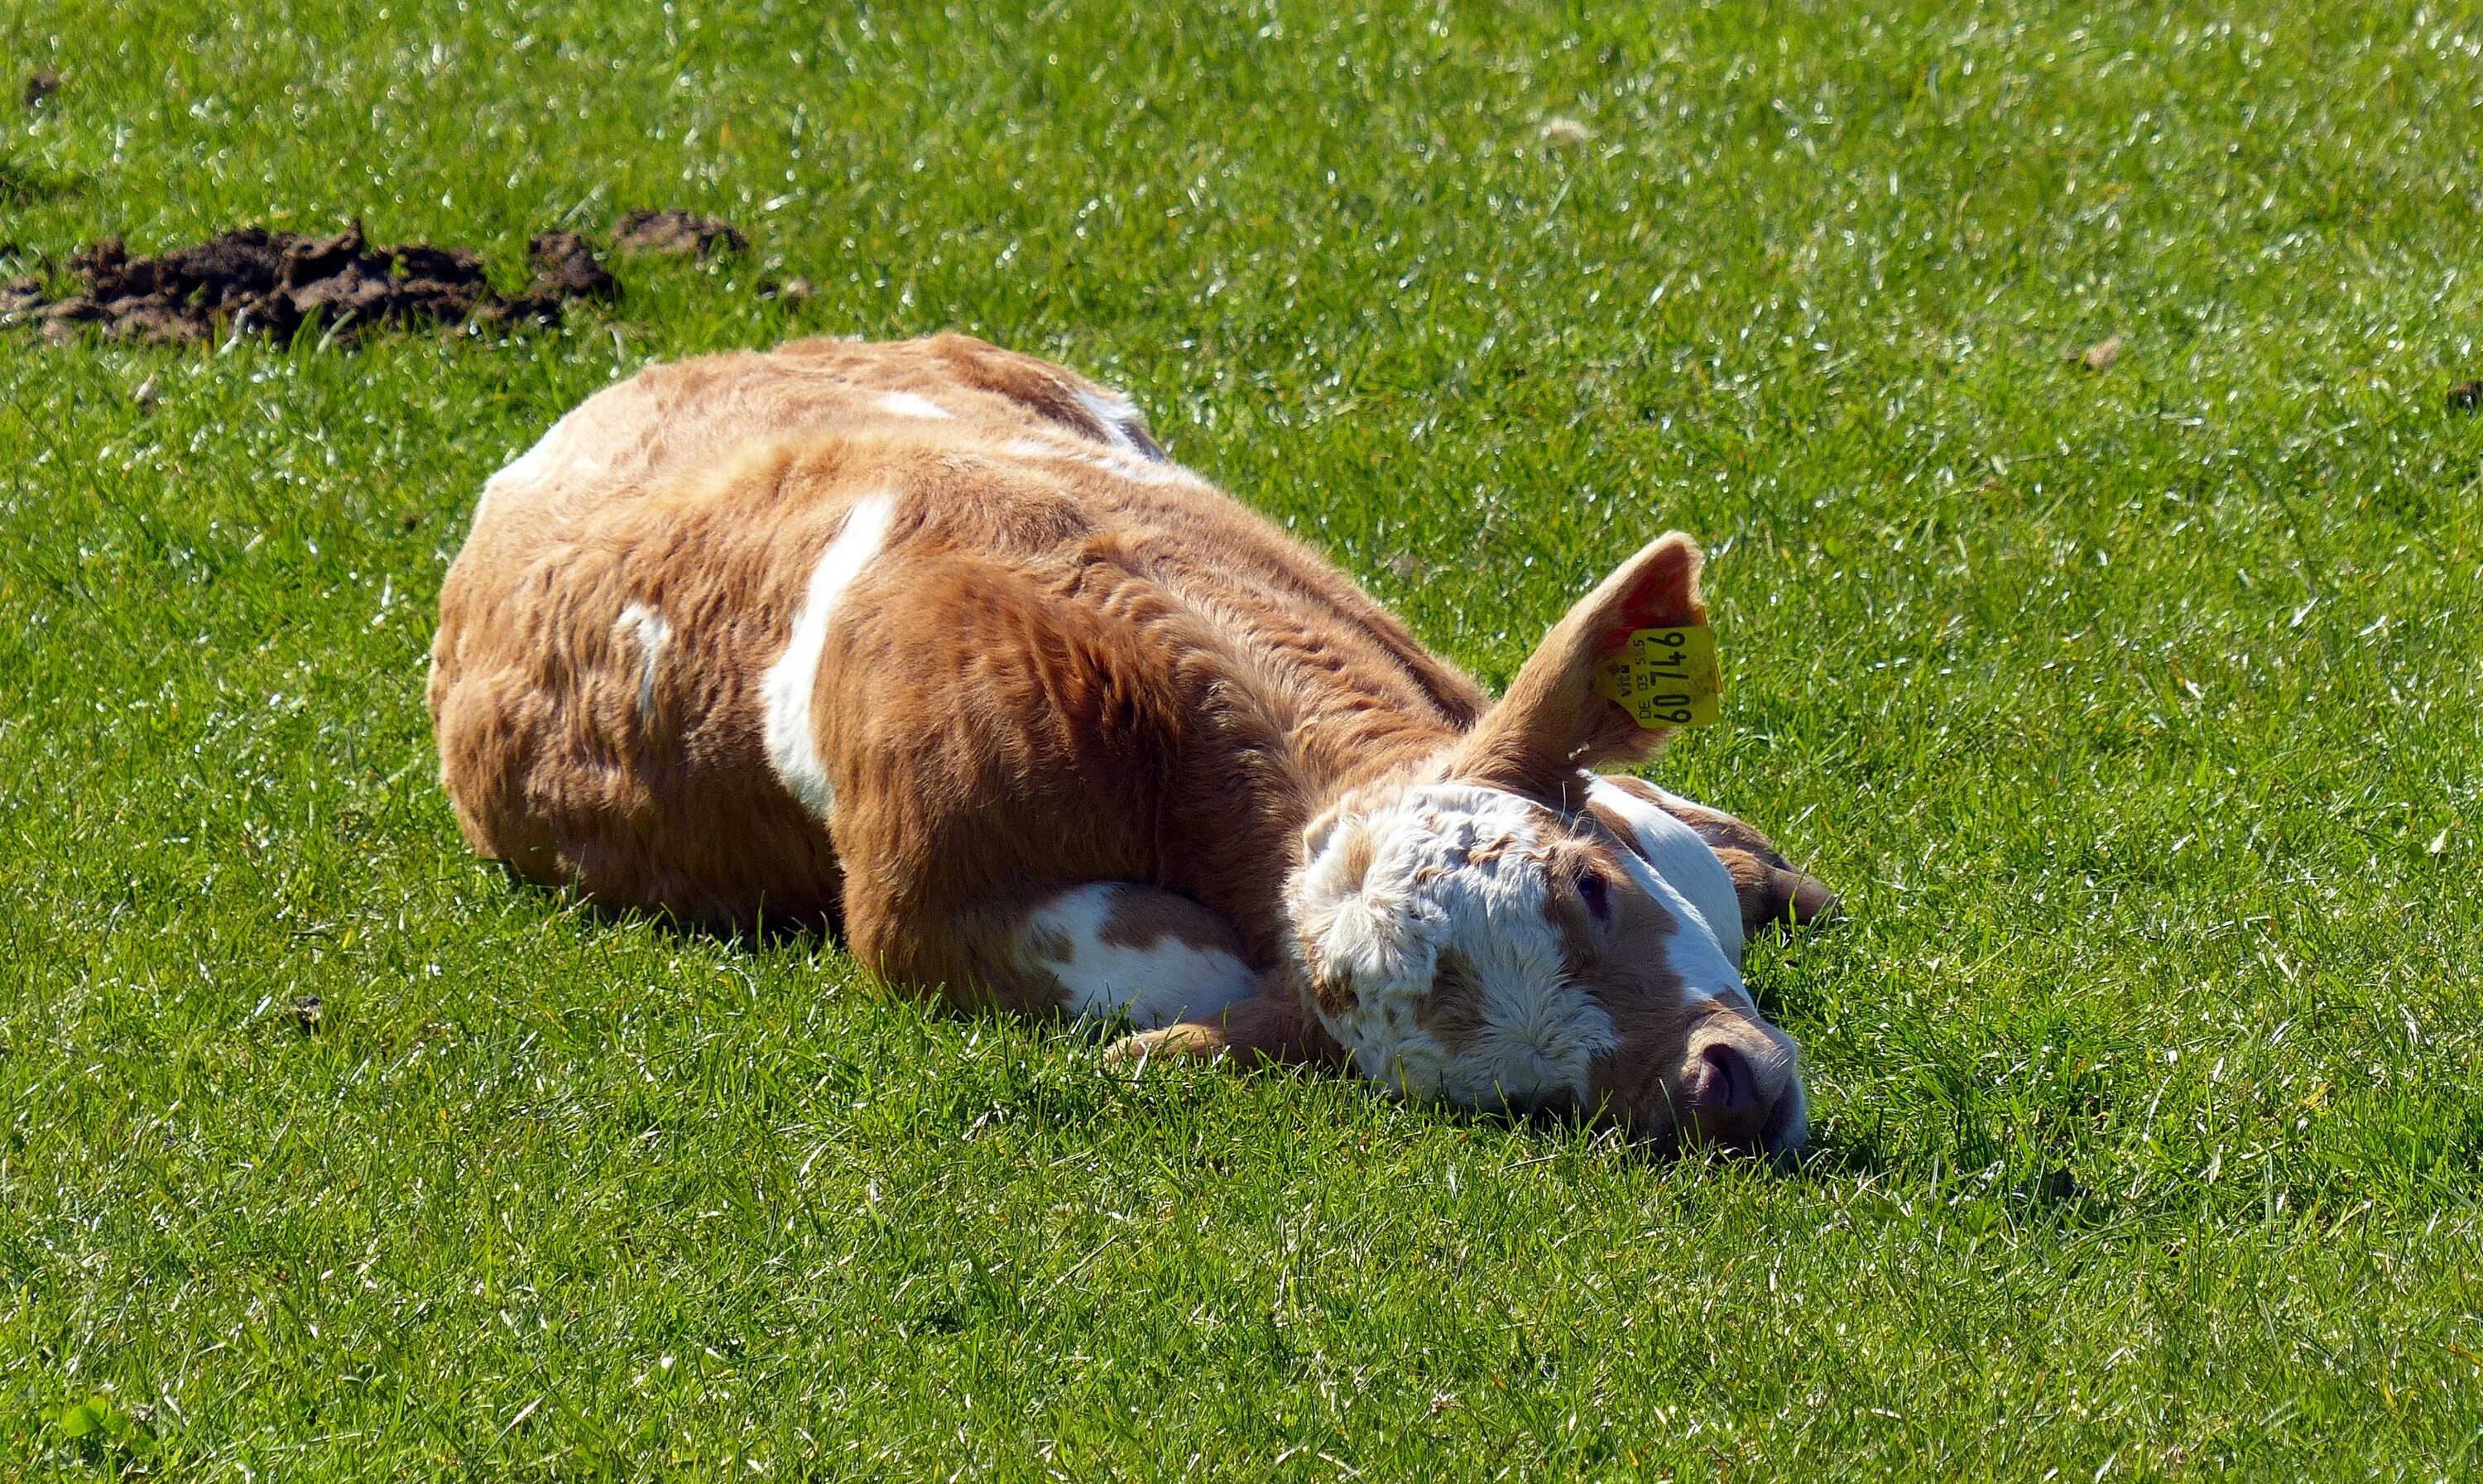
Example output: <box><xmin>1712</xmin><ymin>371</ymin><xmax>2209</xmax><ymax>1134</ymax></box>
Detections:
<box><xmin>1682</xmin><ymin>1034</ymin><xmax>1800</xmax><ymax>1155</ymax></box>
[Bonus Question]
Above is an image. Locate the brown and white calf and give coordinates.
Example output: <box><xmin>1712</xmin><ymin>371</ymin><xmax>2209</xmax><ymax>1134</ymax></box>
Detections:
<box><xmin>428</xmin><ymin>334</ymin><xmax>1832</xmax><ymax>1154</ymax></box>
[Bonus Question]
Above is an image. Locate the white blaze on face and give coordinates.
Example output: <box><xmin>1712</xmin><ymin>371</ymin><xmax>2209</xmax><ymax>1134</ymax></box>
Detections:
<box><xmin>1585</xmin><ymin>780</ymin><xmax>1752</xmax><ymax>1024</ymax></box>
<box><xmin>1592</xmin><ymin>780</ymin><xmax>1803</xmax><ymax>1150</ymax></box>
<box><xmin>1291</xmin><ymin>785</ymin><xmax>1619</xmax><ymax>1107</ymax></box>
<box><xmin>760</xmin><ymin>492</ymin><xmax>896</xmax><ymax>819</ymax></box>
<box><xmin>1025</xmin><ymin>884</ymin><xmax>1257</xmax><ymax>1030</ymax></box>
<box><xmin>1585</xmin><ymin>779</ymin><xmax>1746</xmax><ymax>965</ymax></box>
<box><xmin>614</xmin><ymin>603</ymin><xmax>670</xmax><ymax>718</ymax></box>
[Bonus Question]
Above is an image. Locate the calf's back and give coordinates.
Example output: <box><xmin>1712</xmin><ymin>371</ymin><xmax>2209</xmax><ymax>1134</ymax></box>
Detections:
<box><xmin>429</xmin><ymin>334</ymin><xmax>1482</xmax><ymax>958</ymax></box>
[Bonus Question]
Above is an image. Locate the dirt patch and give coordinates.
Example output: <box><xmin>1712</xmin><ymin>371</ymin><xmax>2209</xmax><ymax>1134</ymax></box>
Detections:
<box><xmin>0</xmin><ymin>223</ymin><xmax>617</xmax><ymax>344</ymax></box>
<box><xmin>2448</xmin><ymin>380</ymin><xmax>2481</xmax><ymax>415</ymax></box>
<box><xmin>23</xmin><ymin>71</ymin><xmax>59</xmax><ymax>110</ymax></box>
<box><xmin>2076</xmin><ymin>335</ymin><xmax>2124</xmax><ymax>373</ymax></box>
<box><xmin>522</xmin><ymin>230</ymin><xmax>618</xmax><ymax>303</ymax></box>
<box><xmin>613</xmin><ymin>209</ymin><xmax>747</xmax><ymax>258</ymax></box>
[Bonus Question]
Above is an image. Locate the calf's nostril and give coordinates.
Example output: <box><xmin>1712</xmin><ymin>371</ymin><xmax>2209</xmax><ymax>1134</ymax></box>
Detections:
<box><xmin>1693</xmin><ymin>1042</ymin><xmax>1758</xmax><ymax>1115</ymax></box>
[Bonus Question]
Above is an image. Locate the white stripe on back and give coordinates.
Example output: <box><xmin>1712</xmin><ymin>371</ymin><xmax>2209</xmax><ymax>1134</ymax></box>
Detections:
<box><xmin>615</xmin><ymin>603</ymin><xmax>670</xmax><ymax>718</ymax></box>
<box><xmin>761</xmin><ymin>493</ymin><xmax>896</xmax><ymax>819</ymax></box>
<box><xmin>877</xmin><ymin>390</ymin><xmax>953</xmax><ymax>420</ymax></box>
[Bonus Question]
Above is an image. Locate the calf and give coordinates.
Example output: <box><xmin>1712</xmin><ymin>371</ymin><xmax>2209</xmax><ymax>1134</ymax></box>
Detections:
<box><xmin>429</xmin><ymin>335</ymin><xmax>1832</xmax><ymax>1153</ymax></box>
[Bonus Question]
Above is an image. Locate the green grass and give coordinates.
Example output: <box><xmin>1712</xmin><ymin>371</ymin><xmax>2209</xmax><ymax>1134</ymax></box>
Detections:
<box><xmin>4</xmin><ymin>0</ymin><xmax>2481</xmax><ymax>1476</ymax></box>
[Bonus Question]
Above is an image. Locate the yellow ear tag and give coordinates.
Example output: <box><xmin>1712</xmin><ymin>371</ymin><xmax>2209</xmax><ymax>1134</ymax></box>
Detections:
<box><xmin>1592</xmin><ymin>627</ymin><xmax>1722</xmax><ymax>729</ymax></box>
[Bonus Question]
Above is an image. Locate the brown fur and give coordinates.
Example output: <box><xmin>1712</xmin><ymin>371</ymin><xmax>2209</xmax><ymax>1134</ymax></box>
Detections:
<box><xmin>433</xmin><ymin>336</ymin><xmax>1475</xmax><ymax>968</ymax></box>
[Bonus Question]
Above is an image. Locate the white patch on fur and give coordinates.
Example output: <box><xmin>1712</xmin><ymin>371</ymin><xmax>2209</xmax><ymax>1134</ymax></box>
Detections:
<box><xmin>996</xmin><ymin>436</ymin><xmax>1194</xmax><ymax>487</ymax></box>
<box><xmin>877</xmin><ymin>390</ymin><xmax>953</xmax><ymax>420</ymax></box>
<box><xmin>479</xmin><ymin>409</ymin><xmax>609</xmax><ymax>523</ymax></box>
<box><xmin>1607</xmin><ymin>845</ymin><xmax>1747</xmax><ymax>1016</ymax></box>
<box><xmin>491</xmin><ymin>420</ymin><xmax>560</xmax><ymax>489</ymax></box>
<box><xmin>760</xmin><ymin>493</ymin><xmax>896</xmax><ymax>819</ymax></box>
<box><xmin>614</xmin><ymin>603</ymin><xmax>670</xmax><ymax>718</ymax></box>
<box><xmin>1025</xmin><ymin>884</ymin><xmax>1257</xmax><ymax>1030</ymax></box>
<box><xmin>490</xmin><ymin>409</ymin><xmax>594</xmax><ymax>490</ymax></box>
<box><xmin>1587</xmin><ymin>779</ymin><xmax>1746</xmax><ymax>965</ymax></box>
<box><xmin>1291</xmin><ymin>785</ymin><xmax>1618</xmax><ymax>1107</ymax></box>
<box><xmin>1073</xmin><ymin>389</ymin><xmax>1143</xmax><ymax>454</ymax></box>
<box><xmin>478</xmin><ymin>414</ymin><xmax>558</xmax><ymax>522</ymax></box>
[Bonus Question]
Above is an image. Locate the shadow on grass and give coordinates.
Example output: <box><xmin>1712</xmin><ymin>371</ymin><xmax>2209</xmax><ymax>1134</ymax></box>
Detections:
<box><xmin>487</xmin><ymin>863</ymin><xmax>1892</xmax><ymax>1175</ymax></box>
<box><xmin>492</xmin><ymin>857</ymin><xmax>840</xmax><ymax>951</ymax></box>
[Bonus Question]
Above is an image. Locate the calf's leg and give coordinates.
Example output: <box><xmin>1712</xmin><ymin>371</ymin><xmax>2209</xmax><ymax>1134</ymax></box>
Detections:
<box><xmin>854</xmin><ymin>880</ymin><xmax>1266</xmax><ymax>1029</ymax></box>
<box><xmin>1104</xmin><ymin>992</ymin><xmax>1349</xmax><ymax>1072</ymax></box>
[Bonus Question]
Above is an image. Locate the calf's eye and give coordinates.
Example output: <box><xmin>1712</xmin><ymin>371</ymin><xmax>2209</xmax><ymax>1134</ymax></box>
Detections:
<box><xmin>1576</xmin><ymin>869</ymin><xmax>1611</xmax><ymax>920</ymax></box>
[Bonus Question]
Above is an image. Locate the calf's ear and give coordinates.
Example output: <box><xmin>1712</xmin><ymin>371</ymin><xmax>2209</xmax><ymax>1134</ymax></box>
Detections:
<box><xmin>1451</xmin><ymin>532</ymin><xmax>1706</xmax><ymax>800</ymax></box>
<box><xmin>1713</xmin><ymin>848</ymin><xmax>1841</xmax><ymax>935</ymax></box>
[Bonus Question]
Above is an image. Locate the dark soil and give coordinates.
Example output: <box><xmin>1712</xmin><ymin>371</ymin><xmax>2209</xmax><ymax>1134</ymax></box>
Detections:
<box><xmin>2449</xmin><ymin>380</ymin><xmax>2482</xmax><ymax>415</ymax></box>
<box><xmin>23</xmin><ymin>71</ymin><xmax>60</xmax><ymax>109</ymax></box>
<box><xmin>524</xmin><ymin>230</ymin><xmax>618</xmax><ymax>302</ymax></box>
<box><xmin>613</xmin><ymin>209</ymin><xmax>747</xmax><ymax>257</ymax></box>
<box><xmin>0</xmin><ymin>223</ymin><xmax>617</xmax><ymax>344</ymax></box>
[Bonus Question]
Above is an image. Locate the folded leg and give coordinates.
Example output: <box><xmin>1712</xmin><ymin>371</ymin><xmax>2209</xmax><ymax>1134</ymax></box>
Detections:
<box><xmin>1014</xmin><ymin>881</ymin><xmax>1263</xmax><ymax>1028</ymax></box>
<box><xmin>1105</xmin><ymin>992</ymin><xmax>1348</xmax><ymax>1072</ymax></box>
<box><xmin>852</xmin><ymin>879</ymin><xmax>1265</xmax><ymax>1027</ymax></box>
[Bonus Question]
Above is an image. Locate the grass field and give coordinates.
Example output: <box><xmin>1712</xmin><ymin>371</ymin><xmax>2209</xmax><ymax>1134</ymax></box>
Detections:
<box><xmin>5</xmin><ymin>0</ymin><xmax>2482</xmax><ymax>1476</ymax></box>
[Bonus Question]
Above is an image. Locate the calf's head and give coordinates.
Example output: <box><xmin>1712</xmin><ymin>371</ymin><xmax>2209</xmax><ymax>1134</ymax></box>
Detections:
<box><xmin>1284</xmin><ymin>534</ymin><xmax>1806</xmax><ymax>1155</ymax></box>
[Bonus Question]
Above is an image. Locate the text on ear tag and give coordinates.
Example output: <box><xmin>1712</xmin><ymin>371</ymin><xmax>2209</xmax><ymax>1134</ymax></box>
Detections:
<box><xmin>1592</xmin><ymin>627</ymin><xmax>1722</xmax><ymax>728</ymax></box>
